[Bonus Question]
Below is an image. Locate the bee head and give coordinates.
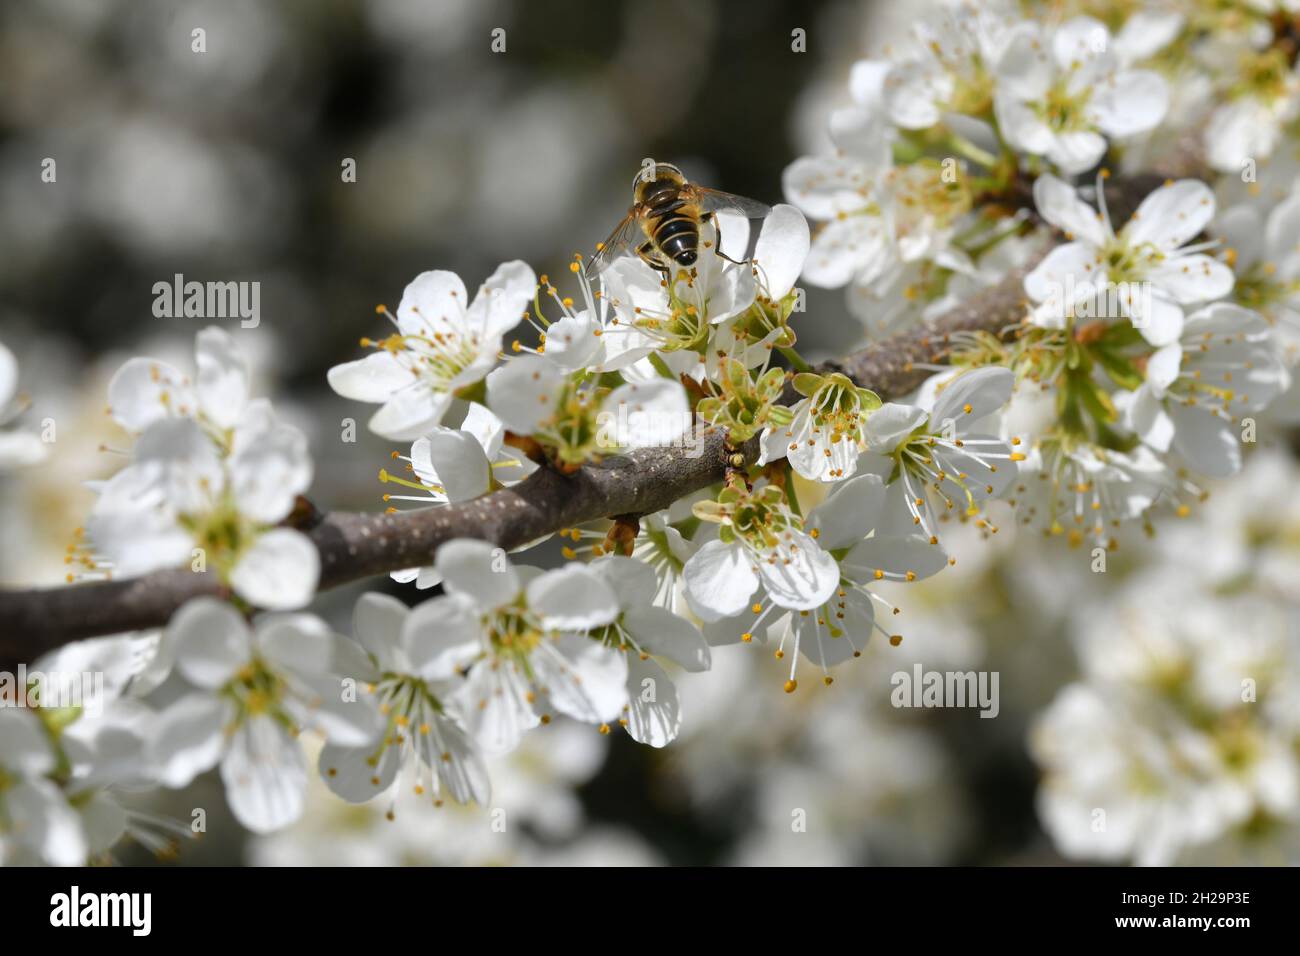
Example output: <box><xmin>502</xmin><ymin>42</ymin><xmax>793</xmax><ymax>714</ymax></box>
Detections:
<box><xmin>633</xmin><ymin>162</ymin><xmax>685</xmax><ymax>198</ymax></box>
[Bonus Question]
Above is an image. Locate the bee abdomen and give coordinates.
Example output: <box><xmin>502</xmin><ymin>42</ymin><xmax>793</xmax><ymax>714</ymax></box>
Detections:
<box><xmin>654</xmin><ymin>215</ymin><xmax>699</xmax><ymax>265</ymax></box>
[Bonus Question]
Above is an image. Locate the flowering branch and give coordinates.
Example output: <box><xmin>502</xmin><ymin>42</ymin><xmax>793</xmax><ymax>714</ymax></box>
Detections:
<box><xmin>0</xmin><ymin>168</ymin><xmax>1196</xmax><ymax>670</ymax></box>
<box><xmin>0</xmin><ymin>273</ymin><xmax>1036</xmax><ymax>666</ymax></box>
<box><xmin>12</xmin><ymin>0</ymin><xmax>1300</xmax><ymax>864</ymax></box>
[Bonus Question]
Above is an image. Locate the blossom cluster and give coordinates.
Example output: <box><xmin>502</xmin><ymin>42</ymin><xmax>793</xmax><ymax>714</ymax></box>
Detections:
<box><xmin>1033</xmin><ymin>451</ymin><xmax>1300</xmax><ymax>864</ymax></box>
<box><xmin>3</xmin><ymin>0</ymin><xmax>1299</xmax><ymax>864</ymax></box>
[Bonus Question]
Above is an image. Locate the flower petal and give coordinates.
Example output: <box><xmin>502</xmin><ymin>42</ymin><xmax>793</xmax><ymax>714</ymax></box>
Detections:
<box><xmin>418</xmin><ymin>427</ymin><xmax>492</xmax><ymax>502</ymax></box>
<box><xmin>350</xmin><ymin>592</ymin><xmax>406</xmax><ymax>670</ymax></box>
<box><xmin>0</xmin><ymin>709</ymin><xmax>55</xmax><ymax>777</ymax></box>
<box><xmin>1092</xmin><ymin>70</ymin><xmax>1168</xmax><ymax>138</ymax></box>
<box><xmin>1126</xmin><ymin>290</ymin><xmax>1184</xmax><ymax>346</ymax></box>
<box><xmin>368</xmin><ymin>387</ymin><xmax>452</xmax><ymax>441</ymax></box>
<box><xmin>622</xmin><ymin>604</ymin><xmax>710</xmax><ymax>672</ymax></box>
<box><xmin>465</xmin><ymin>260</ymin><xmax>537</xmax><ymax>339</ymax></box>
<box><xmin>5</xmin><ymin>778</ymin><xmax>87</xmax><ymax>866</ymax></box>
<box><xmin>229</xmin><ymin>529</ymin><xmax>320</xmax><ymax>610</ymax></box>
<box><xmin>229</xmin><ymin>416</ymin><xmax>312</xmax><ymax>523</ymax></box>
<box><xmin>485</xmin><ymin>355</ymin><xmax>564</xmax><ymax>434</ymax></box>
<box><xmin>534</xmin><ymin>634</ymin><xmax>628</xmax><ymax>724</ymax></box>
<box><xmin>220</xmin><ymin>714</ymin><xmax>307</xmax><ymax>834</ymax></box>
<box><xmin>318</xmin><ymin>737</ymin><xmax>401</xmax><ymax>803</ymax></box>
<box><xmin>801</xmin><ymin>214</ymin><xmax>892</xmax><ymax>288</ymax></box>
<box><xmin>147</xmin><ymin>692</ymin><xmax>231</xmax><ymax>787</ymax></box>
<box><xmin>842</xmin><ymin>534</ymin><xmax>948</xmax><ymax>581</ymax></box>
<box><xmin>752</xmin><ymin>204</ymin><xmax>811</xmax><ymax>300</ymax></box>
<box><xmin>286</xmin><ymin>671</ymin><xmax>385</xmax><ymax>747</ymax></box>
<box><xmin>1032</xmin><ymin>175</ymin><xmax>1108</xmax><ymax>247</ymax></box>
<box><xmin>402</xmin><ymin>592</ymin><xmax>486</xmax><ymax>681</ymax></box>
<box><xmin>1169</xmin><ymin>404</ymin><xmax>1240</xmax><ymax>478</ymax></box>
<box><xmin>327</xmin><ymin>351</ymin><xmax>413</xmax><ymax>403</ymax></box>
<box><xmin>683</xmin><ymin>539</ymin><xmax>759</xmax><ymax>622</ymax></box>
<box><xmin>435</xmin><ymin>538</ymin><xmax>518</xmax><ymax>610</ymax></box>
<box><xmin>756</xmin><ymin>531</ymin><xmax>840</xmax><ymax>611</ymax></box>
<box><xmin>806</xmin><ymin>473</ymin><xmax>886</xmax><ymax>550</ymax></box>
<box><xmin>1124</xmin><ymin>180</ymin><xmax>1216</xmax><ymax>250</ymax></box>
<box><xmin>526</xmin><ymin>565</ymin><xmax>620</xmax><ymax>631</ymax></box>
<box><xmin>1047</xmin><ymin>131</ymin><xmax>1108</xmax><ymax>176</ymax></box>
<box><xmin>455</xmin><ymin>659</ymin><xmax>539</xmax><ymax>754</ymax></box>
<box><xmin>864</xmin><ymin>402</ymin><xmax>928</xmax><ymax>452</ymax></box>
<box><xmin>395</xmin><ymin>270</ymin><xmax>468</xmax><ymax>336</ymax></box>
<box><xmin>195</xmin><ymin>326</ymin><xmax>249</xmax><ymax>428</ymax></box>
<box><xmin>622</xmin><ymin>655</ymin><xmax>680</xmax><ymax>747</ymax></box>
<box><xmin>930</xmin><ymin>366</ymin><xmax>1014</xmax><ymax>425</ymax></box>
<box><xmin>106</xmin><ymin>357</ymin><xmax>195</xmax><ymax>432</ymax></box>
<box><xmin>601</xmin><ymin>378</ymin><xmax>689</xmax><ymax>449</ymax></box>
<box><xmin>1148</xmin><ymin>254</ymin><xmax>1235</xmax><ymax>304</ymax></box>
<box><xmin>170</xmin><ymin>597</ymin><xmax>252</xmax><ymax>688</ymax></box>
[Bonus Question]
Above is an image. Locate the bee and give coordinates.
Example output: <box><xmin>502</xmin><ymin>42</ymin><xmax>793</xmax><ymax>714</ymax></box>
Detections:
<box><xmin>585</xmin><ymin>162</ymin><xmax>771</xmax><ymax>279</ymax></box>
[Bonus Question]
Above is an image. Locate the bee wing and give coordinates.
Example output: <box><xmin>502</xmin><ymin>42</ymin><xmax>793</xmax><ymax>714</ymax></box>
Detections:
<box><xmin>690</xmin><ymin>186</ymin><xmax>772</xmax><ymax>220</ymax></box>
<box><xmin>690</xmin><ymin>187</ymin><xmax>772</xmax><ymax>262</ymax></box>
<box><xmin>585</xmin><ymin>211</ymin><xmax>642</xmax><ymax>278</ymax></box>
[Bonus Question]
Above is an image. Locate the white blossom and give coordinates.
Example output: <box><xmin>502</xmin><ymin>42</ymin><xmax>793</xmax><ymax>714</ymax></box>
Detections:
<box><xmin>1025</xmin><ymin>173</ymin><xmax>1234</xmax><ymax>345</ymax></box>
<box><xmin>0</xmin><ymin>340</ymin><xmax>48</xmax><ymax>469</ymax></box>
<box><xmin>1119</xmin><ymin>303</ymin><xmax>1290</xmax><ymax>477</ymax></box>
<box><xmin>407</xmin><ymin>540</ymin><xmax>629</xmax><ymax>754</ymax></box>
<box><xmin>147</xmin><ymin>599</ymin><xmax>383</xmax><ymax>833</ymax></box>
<box><xmin>859</xmin><ymin>366</ymin><xmax>1021</xmax><ymax>548</ymax></box>
<box><xmin>993</xmin><ymin>17</ymin><xmax>1168</xmax><ymax>175</ymax></box>
<box><xmin>0</xmin><ymin>709</ymin><xmax>87</xmax><ymax>866</ymax></box>
<box><xmin>328</xmin><ymin>261</ymin><xmax>536</xmax><ymax>440</ymax></box>
<box><xmin>90</xmin><ymin>328</ymin><xmax>319</xmax><ymax>609</ymax></box>
<box><xmin>318</xmin><ymin>593</ymin><xmax>490</xmax><ymax>808</ymax></box>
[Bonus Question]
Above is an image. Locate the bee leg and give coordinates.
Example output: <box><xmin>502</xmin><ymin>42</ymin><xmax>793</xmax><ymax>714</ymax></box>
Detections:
<box><xmin>637</xmin><ymin>242</ymin><xmax>672</xmax><ymax>281</ymax></box>
<box><xmin>708</xmin><ymin>212</ymin><xmax>752</xmax><ymax>266</ymax></box>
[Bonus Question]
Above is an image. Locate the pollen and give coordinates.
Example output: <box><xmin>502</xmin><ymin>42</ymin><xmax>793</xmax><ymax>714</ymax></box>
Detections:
<box><xmin>783</xmin><ymin>679</ymin><xmax>798</xmax><ymax>693</ymax></box>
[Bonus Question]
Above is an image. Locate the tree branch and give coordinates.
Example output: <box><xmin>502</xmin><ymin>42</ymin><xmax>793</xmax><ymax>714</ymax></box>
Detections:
<box><xmin>0</xmin><ymin>171</ymin><xmax>1179</xmax><ymax>667</ymax></box>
